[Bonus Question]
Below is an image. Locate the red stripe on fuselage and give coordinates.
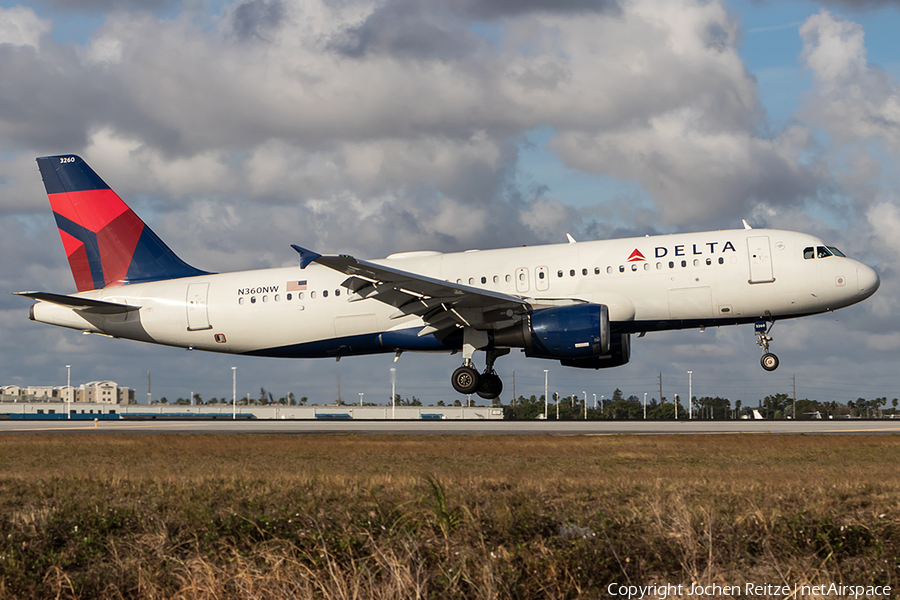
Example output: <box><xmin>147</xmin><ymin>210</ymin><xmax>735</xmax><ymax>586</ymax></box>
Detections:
<box><xmin>48</xmin><ymin>189</ymin><xmax>129</xmax><ymax>233</ymax></box>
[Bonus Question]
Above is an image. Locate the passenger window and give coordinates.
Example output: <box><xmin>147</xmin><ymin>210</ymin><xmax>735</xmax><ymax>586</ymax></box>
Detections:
<box><xmin>693</xmin><ymin>259</ymin><xmax>699</xmax><ymax>267</ymax></box>
<box><xmin>656</xmin><ymin>262</ymin><xmax>662</xmax><ymax>270</ymax></box>
<box><xmin>335</xmin><ymin>289</ymin><xmax>340</xmax><ymax>297</ymax></box>
<box><xmin>804</xmin><ymin>247</ymin><xmax>815</xmax><ymax>259</ymax></box>
<box><xmin>238</xmin><ymin>297</ymin><xmax>245</xmax><ymax>305</ymax></box>
<box><xmin>558</xmin><ymin>270</ymin><xmax>563</xmax><ymax>278</ymax></box>
<box><xmin>706</xmin><ymin>258</ymin><xmax>712</xmax><ymax>266</ymax></box>
<box><xmin>493</xmin><ymin>275</ymin><xmax>499</xmax><ymax>283</ymax></box>
<box><xmin>681</xmin><ymin>260</ymin><xmax>687</xmax><ymax>268</ymax></box>
<box><xmin>643</xmin><ymin>263</ymin><xmax>649</xmax><ymax>271</ymax></box>
<box><xmin>569</xmin><ymin>269</ymin><xmax>575</xmax><ymax>277</ymax></box>
<box><xmin>669</xmin><ymin>261</ymin><xmax>674</xmax><ymax>269</ymax></box>
<box><xmin>538</xmin><ymin>272</ymin><xmax>544</xmax><ymax>280</ymax></box>
<box><xmin>298</xmin><ymin>292</ymin><xmax>304</xmax><ymax>300</ymax></box>
<box><xmin>631</xmin><ymin>264</ymin><xmax>637</xmax><ymax>272</ymax></box>
<box><xmin>322</xmin><ymin>290</ymin><xmax>328</xmax><ymax>298</ymax></box>
<box><xmin>481</xmin><ymin>276</ymin><xmax>487</xmax><ymax>284</ymax></box>
<box><xmin>505</xmin><ymin>274</ymin><xmax>511</xmax><ymax>282</ymax></box>
<box><xmin>250</xmin><ymin>297</ymin><xmax>256</xmax><ymax>304</ymax></box>
<box><xmin>262</xmin><ymin>295</ymin><xmax>268</xmax><ymax>303</ymax></box>
<box><xmin>519</xmin><ymin>272</ymin><xmax>526</xmax><ymax>281</ymax></box>
<box><xmin>287</xmin><ymin>293</ymin><xmax>292</xmax><ymax>301</ymax></box>
<box><xmin>468</xmin><ymin>277</ymin><xmax>475</xmax><ymax>285</ymax></box>
<box><xmin>718</xmin><ymin>257</ymin><xmax>724</xmax><ymax>265</ymax></box>
<box><xmin>274</xmin><ymin>294</ymin><xmax>280</xmax><ymax>302</ymax></box>
<box><xmin>582</xmin><ymin>268</ymin><xmax>588</xmax><ymax>276</ymax></box>
<box><xmin>310</xmin><ymin>291</ymin><xmax>316</xmax><ymax>299</ymax></box>
<box><xmin>594</xmin><ymin>267</ymin><xmax>600</xmax><ymax>275</ymax></box>
<box><xmin>607</xmin><ymin>266</ymin><xmax>613</xmax><ymax>274</ymax></box>
<box><xmin>619</xmin><ymin>265</ymin><xmax>625</xmax><ymax>273</ymax></box>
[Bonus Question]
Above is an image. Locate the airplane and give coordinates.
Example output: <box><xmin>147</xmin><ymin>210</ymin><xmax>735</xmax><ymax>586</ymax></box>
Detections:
<box><xmin>16</xmin><ymin>155</ymin><xmax>880</xmax><ymax>399</ymax></box>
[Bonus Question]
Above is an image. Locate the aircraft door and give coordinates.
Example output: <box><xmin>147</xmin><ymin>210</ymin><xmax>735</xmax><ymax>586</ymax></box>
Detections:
<box><xmin>535</xmin><ymin>266</ymin><xmax>549</xmax><ymax>291</ymax></box>
<box><xmin>515</xmin><ymin>267</ymin><xmax>530</xmax><ymax>293</ymax></box>
<box><xmin>186</xmin><ymin>282</ymin><xmax>212</xmax><ymax>331</ymax></box>
<box><xmin>747</xmin><ymin>236</ymin><xmax>775</xmax><ymax>284</ymax></box>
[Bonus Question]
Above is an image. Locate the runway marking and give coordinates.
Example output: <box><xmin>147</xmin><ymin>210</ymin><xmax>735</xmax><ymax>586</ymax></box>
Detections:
<box><xmin>6</xmin><ymin>422</ymin><xmax>211</xmax><ymax>432</ymax></box>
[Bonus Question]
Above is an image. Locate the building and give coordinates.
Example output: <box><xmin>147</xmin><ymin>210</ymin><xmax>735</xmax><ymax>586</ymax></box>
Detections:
<box><xmin>26</xmin><ymin>386</ymin><xmax>55</xmax><ymax>399</ymax></box>
<box><xmin>77</xmin><ymin>381</ymin><xmax>118</xmax><ymax>404</ymax></box>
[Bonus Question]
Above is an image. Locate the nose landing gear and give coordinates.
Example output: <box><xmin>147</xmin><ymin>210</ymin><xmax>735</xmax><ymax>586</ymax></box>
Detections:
<box><xmin>755</xmin><ymin>320</ymin><xmax>779</xmax><ymax>371</ymax></box>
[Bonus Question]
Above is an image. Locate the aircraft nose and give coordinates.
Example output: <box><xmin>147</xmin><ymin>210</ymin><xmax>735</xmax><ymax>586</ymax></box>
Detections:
<box><xmin>857</xmin><ymin>263</ymin><xmax>880</xmax><ymax>299</ymax></box>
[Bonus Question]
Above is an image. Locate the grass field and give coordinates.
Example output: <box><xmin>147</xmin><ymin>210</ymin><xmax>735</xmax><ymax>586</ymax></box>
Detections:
<box><xmin>0</xmin><ymin>434</ymin><xmax>898</xmax><ymax>599</ymax></box>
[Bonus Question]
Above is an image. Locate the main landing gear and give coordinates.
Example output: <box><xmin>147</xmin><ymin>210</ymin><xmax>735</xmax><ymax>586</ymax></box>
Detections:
<box><xmin>450</xmin><ymin>344</ymin><xmax>508</xmax><ymax>400</ymax></box>
<box><xmin>755</xmin><ymin>320</ymin><xmax>779</xmax><ymax>371</ymax></box>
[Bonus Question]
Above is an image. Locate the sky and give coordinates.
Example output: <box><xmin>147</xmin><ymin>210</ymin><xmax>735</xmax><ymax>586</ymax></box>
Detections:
<box><xmin>1</xmin><ymin>0</ymin><xmax>899</xmax><ymax>408</ymax></box>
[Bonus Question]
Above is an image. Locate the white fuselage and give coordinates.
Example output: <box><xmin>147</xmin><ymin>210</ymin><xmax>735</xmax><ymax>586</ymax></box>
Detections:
<box><xmin>30</xmin><ymin>228</ymin><xmax>879</xmax><ymax>359</ymax></box>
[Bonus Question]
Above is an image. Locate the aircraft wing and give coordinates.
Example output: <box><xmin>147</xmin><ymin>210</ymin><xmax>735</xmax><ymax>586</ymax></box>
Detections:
<box><xmin>293</xmin><ymin>246</ymin><xmax>531</xmax><ymax>336</ymax></box>
<box><xmin>13</xmin><ymin>291</ymin><xmax>141</xmax><ymax>315</ymax></box>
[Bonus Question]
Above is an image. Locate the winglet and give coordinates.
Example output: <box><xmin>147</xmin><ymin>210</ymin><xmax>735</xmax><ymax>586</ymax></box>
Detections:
<box><xmin>291</xmin><ymin>245</ymin><xmax>322</xmax><ymax>269</ymax></box>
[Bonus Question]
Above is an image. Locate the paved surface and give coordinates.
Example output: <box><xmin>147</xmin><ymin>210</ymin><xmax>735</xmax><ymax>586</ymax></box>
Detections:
<box><xmin>1</xmin><ymin>419</ymin><xmax>899</xmax><ymax>435</ymax></box>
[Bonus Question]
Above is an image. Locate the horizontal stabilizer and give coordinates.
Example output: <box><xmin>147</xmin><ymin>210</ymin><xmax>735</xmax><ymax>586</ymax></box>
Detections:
<box><xmin>13</xmin><ymin>291</ymin><xmax>141</xmax><ymax>314</ymax></box>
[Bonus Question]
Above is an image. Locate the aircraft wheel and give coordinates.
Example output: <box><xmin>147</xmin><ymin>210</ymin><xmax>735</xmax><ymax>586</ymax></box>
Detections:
<box><xmin>476</xmin><ymin>373</ymin><xmax>503</xmax><ymax>400</ymax></box>
<box><xmin>760</xmin><ymin>353</ymin><xmax>779</xmax><ymax>372</ymax></box>
<box><xmin>451</xmin><ymin>366</ymin><xmax>480</xmax><ymax>395</ymax></box>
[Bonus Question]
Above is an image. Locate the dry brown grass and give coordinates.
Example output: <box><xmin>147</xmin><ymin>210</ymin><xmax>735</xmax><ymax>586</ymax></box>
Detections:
<box><xmin>0</xmin><ymin>434</ymin><xmax>898</xmax><ymax>598</ymax></box>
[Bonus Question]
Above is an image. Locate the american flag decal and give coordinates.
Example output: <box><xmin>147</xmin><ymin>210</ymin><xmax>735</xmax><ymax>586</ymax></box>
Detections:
<box><xmin>287</xmin><ymin>280</ymin><xmax>307</xmax><ymax>291</ymax></box>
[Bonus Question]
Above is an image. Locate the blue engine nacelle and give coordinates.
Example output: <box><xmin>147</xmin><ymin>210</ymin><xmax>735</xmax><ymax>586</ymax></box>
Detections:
<box><xmin>559</xmin><ymin>333</ymin><xmax>631</xmax><ymax>369</ymax></box>
<box><xmin>493</xmin><ymin>304</ymin><xmax>610</xmax><ymax>359</ymax></box>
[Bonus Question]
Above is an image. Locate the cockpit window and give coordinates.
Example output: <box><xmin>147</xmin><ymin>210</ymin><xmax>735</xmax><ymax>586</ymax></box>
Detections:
<box><xmin>803</xmin><ymin>247</ymin><xmax>814</xmax><ymax>260</ymax></box>
<box><xmin>817</xmin><ymin>246</ymin><xmax>833</xmax><ymax>258</ymax></box>
<box><xmin>828</xmin><ymin>246</ymin><xmax>846</xmax><ymax>257</ymax></box>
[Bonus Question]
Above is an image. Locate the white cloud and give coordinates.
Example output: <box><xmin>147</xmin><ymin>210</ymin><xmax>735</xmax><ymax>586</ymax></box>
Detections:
<box><xmin>0</xmin><ymin>6</ymin><xmax>49</xmax><ymax>50</ymax></box>
<box><xmin>800</xmin><ymin>9</ymin><xmax>900</xmax><ymax>152</ymax></box>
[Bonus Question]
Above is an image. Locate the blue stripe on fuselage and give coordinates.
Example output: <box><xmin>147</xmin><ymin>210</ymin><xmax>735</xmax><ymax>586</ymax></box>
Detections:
<box><xmin>243</xmin><ymin>328</ymin><xmax>462</xmax><ymax>358</ymax></box>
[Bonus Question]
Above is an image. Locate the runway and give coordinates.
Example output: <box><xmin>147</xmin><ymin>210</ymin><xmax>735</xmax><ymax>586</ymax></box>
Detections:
<box><xmin>1</xmin><ymin>419</ymin><xmax>899</xmax><ymax>435</ymax></box>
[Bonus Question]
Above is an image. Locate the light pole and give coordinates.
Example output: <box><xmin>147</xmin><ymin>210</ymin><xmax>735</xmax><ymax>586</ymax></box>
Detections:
<box><xmin>390</xmin><ymin>367</ymin><xmax>396</xmax><ymax>420</ymax></box>
<box><xmin>359</xmin><ymin>392</ymin><xmax>364</xmax><ymax>407</ymax></box>
<box><xmin>555</xmin><ymin>392</ymin><xmax>559</xmax><ymax>420</ymax></box>
<box><xmin>643</xmin><ymin>392</ymin><xmax>647</xmax><ymax>419</ymax></box>
<box><xmin>543</xmin><ymin>370</ymin><xmax>549</xmax><ymax>420</ymax></box>
<box><xmin>687</xmin><ymin>371</ymin><xmax>693</xmax><ymax>420</ymax></box>
<box><xmin>232</xmin><ymin>367</ymin><xmax>237</xmax><ymax>420</ymax></box>
<box><xmin>66</xmin><ymin>364</ymin><xmax>71</xmax><ymax>420</ymax></box>
<box><xmin>583</xmin><ymin>391</ymin><xmax>587</xmax><ymax>419</ymax></box>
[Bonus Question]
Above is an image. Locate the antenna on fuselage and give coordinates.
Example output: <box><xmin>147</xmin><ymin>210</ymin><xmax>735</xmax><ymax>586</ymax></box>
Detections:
<box><xmin>566</xmin><ymin>233</ymin><xmax>577</xmax><ymax>244</ymax></box>
<box><xmin>742</xmin><ymin>219</ymin><xmax>753</xmax><ymax>230</ymax></box>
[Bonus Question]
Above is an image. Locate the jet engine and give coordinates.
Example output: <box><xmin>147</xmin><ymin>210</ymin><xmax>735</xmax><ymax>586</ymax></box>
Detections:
<box><xmin>559</xmin><ymin>333</ymin><xmax>631</xmax><ymax>369</ymax></box>
<box><xmin>494</xmin><ymin>304</ymin><xmax>610</xmax><ymax>359</ymax></box>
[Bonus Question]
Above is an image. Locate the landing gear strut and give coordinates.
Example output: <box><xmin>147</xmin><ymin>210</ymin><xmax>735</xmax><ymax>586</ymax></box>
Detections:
<box><xmin>475</xmin><ymin>349</ymin><xmax>508</xmax><ymax>400</ymax></box>
<box><xmin>755</xmin><ymin>320</ymin><xmax>779</xmax><ymax>371</ymax></box>
<box><xmin>449</xmin><ymin>331</ymin><xmax>509</xmax><ymax>399</ymax></box>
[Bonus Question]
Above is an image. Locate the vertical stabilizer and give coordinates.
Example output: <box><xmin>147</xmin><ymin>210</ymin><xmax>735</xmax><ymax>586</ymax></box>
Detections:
<box><xmin>36</xmin><ymin>155</ymin><xmax>209</xmax><ymax>291</ymax></box>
